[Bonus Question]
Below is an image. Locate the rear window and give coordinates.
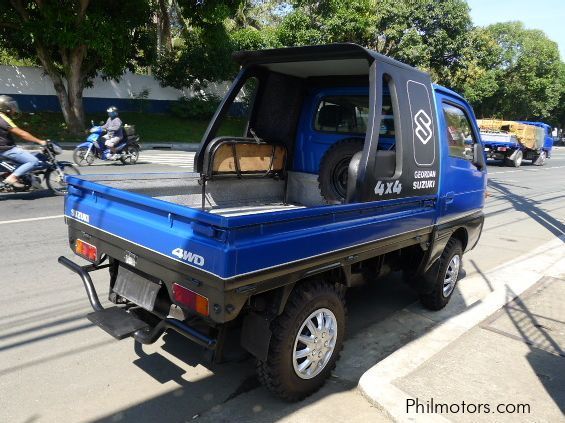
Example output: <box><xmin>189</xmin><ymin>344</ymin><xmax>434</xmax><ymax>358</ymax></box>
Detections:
<box><xmin>314</xmin><ymin>96</ymin><xmax>369</xmax><ymax>134</ymax></box>
<box><xmin>314</xmin><ymin>95</ymin><xmax>396</xmax><ymax>141</ymax></box>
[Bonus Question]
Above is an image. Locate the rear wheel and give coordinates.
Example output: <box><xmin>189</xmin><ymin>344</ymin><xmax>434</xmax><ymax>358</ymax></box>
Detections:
<box><xmin>505</xmin><ymin>150</ymin><xmax>523</xmax><ymax>167</ymax></box>
<box><xmin>73</xmin><ymin>146</ymin><xmax>95</xmax><ymax>166</ymax></box>
<box><xmin>257</xmin><ymin>280</ymin><xmax>346</xmax><ymax>401</ymax></box>
<box><xmin>46</xmin><ymin>164</ymin><xmax>80</xmax><ymax>195</ymax></box>
<box><xmin>120</xmin><ymin>145</ymin><xmax>140</xmax><ymax>165</ymax></box>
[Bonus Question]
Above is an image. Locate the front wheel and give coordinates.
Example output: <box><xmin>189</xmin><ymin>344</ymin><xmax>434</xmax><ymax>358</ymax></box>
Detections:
<box><xmin>46</xmin><ymin>164</ymin><xmax>80</xmax><ymax>195</ymax></box>
<box><xmin>419</xmin><ymin>238</ymin><xmax>463</xmax><ymax>310</ymax></box>
<box><xmin>257</xmin><ymin>280</ymin><xmax>346</xmax><ymax>401</ymax></box>
<box><xmin>120</xmin><ymin>144</ymin><xmax>140</xmax><ymax>165</ymax></box>
<box><xmin>533</xmin><ymin>150</ymin><xmax>547</xmax><ymax>166</ymax></box>
<box><xmin>73</xmin><ymin>146</ymin><xmax>95</xmax><ymax>166</ymax></box>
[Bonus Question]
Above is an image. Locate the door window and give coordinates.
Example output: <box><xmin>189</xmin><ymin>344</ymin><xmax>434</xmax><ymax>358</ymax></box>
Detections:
<box><xmin>442</xmin><ymin>103</ymin><xmax>475</xmax><ymax>161</ymax></box>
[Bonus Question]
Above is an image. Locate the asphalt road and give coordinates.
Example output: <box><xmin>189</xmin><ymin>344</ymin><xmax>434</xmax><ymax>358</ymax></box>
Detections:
<box><xmin>0</xmin><ymin>148</ymin><xmax>564</xmax><ymax>422</ymax></box>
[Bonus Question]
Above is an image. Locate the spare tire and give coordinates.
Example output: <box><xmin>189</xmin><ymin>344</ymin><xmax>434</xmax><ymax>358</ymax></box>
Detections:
<box><xmin>318</xmin><ymin>138</ymin><xmax>364</xmax><ymax>204</ymax></box>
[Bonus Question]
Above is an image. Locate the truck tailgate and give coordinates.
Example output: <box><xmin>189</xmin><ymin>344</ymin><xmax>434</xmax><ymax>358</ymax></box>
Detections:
<box><xmin>65</xmin><ymin>173</ymin><xmax>231</xmax><ymax>278</ymax></box>
<box><xmin>65</xmin><ymin>173</ymin><xmax>437</xmax><ymax>283</ymax></box>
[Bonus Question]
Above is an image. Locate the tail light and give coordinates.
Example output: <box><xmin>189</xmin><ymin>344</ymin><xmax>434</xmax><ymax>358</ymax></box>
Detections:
<box><xmin>75</xmin><ymin>239</ymin><xmax>97</xmax><ymax>262</ymax></box>
<box><xmin>497</xmin><ymin>147</ymin><xmax>507</xmax><ymax>152</ymax></box>
<box><xmin>172</xmin><ymin>283</ymin><xmax>209</xmax><ymax>316</ymax></box>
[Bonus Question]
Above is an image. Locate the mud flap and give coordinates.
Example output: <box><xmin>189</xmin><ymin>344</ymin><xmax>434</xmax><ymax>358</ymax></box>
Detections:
<box><xmin>241</xmin><ymin>312</ymin><xmax>272</xmax><ymax>361</ymax></box>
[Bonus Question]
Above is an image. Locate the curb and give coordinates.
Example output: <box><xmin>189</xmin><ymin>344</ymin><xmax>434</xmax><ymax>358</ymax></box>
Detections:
<box><xmin>21</xmin><ymin>142</ymin><xmax>201</xmax><ymax>152</ymax></box>
<box><xmin>357</xmin><ymin>236</ymin><xmax>565</xmax><ymax>422</ymax></box>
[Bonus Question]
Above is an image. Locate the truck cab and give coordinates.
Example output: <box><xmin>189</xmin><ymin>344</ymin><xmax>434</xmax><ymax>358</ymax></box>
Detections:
<box><xmin>60</xmin><ymin>43</ymin><xmax>487</xmax><ymax>401</ymax></box>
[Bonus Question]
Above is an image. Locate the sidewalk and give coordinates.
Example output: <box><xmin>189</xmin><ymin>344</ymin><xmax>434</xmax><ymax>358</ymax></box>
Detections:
<box><xmin>359</xmin><ymin>236</ymin><xmax>565</xmax><ymax>423</ymax></box>
<box><xmin>395</xmin><ymin>276</ymin><xmax>564</xmax><ymax>422</ymax></box>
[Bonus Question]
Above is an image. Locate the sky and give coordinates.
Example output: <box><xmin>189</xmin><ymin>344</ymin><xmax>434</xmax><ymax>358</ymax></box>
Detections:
<box><xmin>467</xmin><ymin>0</ymin><xmax>565</xmax><ymax>59</ymax></box>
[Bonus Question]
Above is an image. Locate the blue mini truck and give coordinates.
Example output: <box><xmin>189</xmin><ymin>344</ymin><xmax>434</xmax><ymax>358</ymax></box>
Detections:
<box><xmin>60</xmin><ymin>44</ymin><xmax>487</xmax><ymax>400</ymax></box>
<box><xmin>480</xmin><ymin>121</ymin><xmax>553</xmax><ymax>167</ymax></box>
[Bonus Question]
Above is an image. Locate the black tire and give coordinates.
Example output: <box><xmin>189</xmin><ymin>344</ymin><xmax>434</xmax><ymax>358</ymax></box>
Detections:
<box><xmin>318</xmin><ymin>139</ymin><xmax>364</xmax><ymax>204</ymax></box>
<box><xmin>120</xmin><ymin>144</ymin><xmax>140</xmax><ymax>165</ymax></box>
<box><xmin>419</xmin><ymin>238</ymin><xmax>463</xmax><ymax>311</ymax></box>
<box><xmin>46</xmin><ymin>164</ymin><xmax>80</xmax><ymax>195</ymax></box>
<box><xmin>504</xmin><ymin>150</ymin><xmax>523</xmax><ymax>167</ymax></box>
<box><xmin>257</xmin><ymin>280</ymin><xmax>346</xmax><ymax>401</ymax></box>
<box><xmin>532</xmin><ymin>150</ymin><xmax>547</xmax><ymax>166</ymax></box>
<box><xmin>73</xmin><ymin>146</ymin><xmax>94</xmax><ymax>166</ymax></box>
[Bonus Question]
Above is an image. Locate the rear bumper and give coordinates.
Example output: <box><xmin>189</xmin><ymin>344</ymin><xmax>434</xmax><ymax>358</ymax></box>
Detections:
<box><xmin>58</xmin><ymin>256</ymin><xmax>217</xmax><ymax>349</ymax></box>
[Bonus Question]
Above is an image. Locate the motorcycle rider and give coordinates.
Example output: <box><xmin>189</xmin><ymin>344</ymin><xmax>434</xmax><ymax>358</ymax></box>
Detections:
<box><xmin>0</xmin><ymin>95</ymin><xmax>47</xmax><ymax>188</ymax></box>
<box><xmin>101</xmin><ymin>106</ymin><xmax>124</xmax><ymax>159</ymax></box>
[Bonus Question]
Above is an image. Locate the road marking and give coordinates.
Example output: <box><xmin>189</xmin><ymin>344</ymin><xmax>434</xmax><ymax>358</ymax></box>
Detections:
<box><xmin>489</xmin><ymin>165</ymin><xmax>565</xmax><ymax>175</ymax></box>
<box><xmin>0</xmin><ymin>215</ymin><xmax>64</xmax><ymax>225</ymax></box>
<box><xmin>141</xmin><ymin>152</ymin><xmax>195</xmax><ymax>168</ymax></box>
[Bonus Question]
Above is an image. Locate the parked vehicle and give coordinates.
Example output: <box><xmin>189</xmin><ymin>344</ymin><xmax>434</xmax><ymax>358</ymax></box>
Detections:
<box><xmin>0</xmin><ymin>141</ymin><xmax>79</xmax><ymax>195</ymax></box>
<box><xmin>59</xmin><ymin>44</ymin><xmax>487</xmax><ymax>401</ymax></box>
<box><xmin>73</xmin><ymin>122</ymin><xmax>141</xmax><ymax>166</ymax></box>
<box><xmin>479</xmin><ymin>119</ymin><xmax>553</xmax><ymax>167</ymax></box>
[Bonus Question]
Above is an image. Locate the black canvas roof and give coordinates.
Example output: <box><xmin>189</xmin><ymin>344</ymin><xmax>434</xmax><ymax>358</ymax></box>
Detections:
<box><xmin>232</xmin><ymin>43</ymin><xmax>425</xmax><ymax>77</ymax></box>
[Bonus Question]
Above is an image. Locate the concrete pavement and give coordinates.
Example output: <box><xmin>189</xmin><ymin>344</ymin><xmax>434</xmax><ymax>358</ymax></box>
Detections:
<box><xmin>359</xmin><ymin>236</ymin><xmax>564</xmax><ymax>422</ymax></box>
<box><xmin>0</xmin><ymin>148</ymin><xmax>564</xmax><ymax>422</ymax></box>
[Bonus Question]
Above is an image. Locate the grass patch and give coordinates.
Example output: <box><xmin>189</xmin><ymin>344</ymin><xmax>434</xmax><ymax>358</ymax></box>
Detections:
<box><xmin>15</xmin><ymin>112</ymin><xmax>247</xmax><ymax>143</ymax></box>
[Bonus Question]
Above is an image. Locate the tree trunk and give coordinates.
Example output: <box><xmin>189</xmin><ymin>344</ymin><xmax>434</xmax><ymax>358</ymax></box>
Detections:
<box><xmin>67</xmin><ymin>56</ymin><xmax>86</xmax><ymax>134</ymax></box>
<box><xmin>157</xmin><ymin>0</ymin><xmax>173</xmax><ymax>54</ymax></box>
<box><xmin>36</xmin><ymin>45</ymin><xmax>86</xmax><ymax>135</ymax></box>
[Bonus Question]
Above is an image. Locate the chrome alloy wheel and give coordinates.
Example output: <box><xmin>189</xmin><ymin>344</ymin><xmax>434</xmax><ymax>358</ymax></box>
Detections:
<box><xmin>292</xmin><ymin>308</ymin><xmax>337</xmax><ymax>379</ymax></box>
<box><xmin>442</xmin><ymin>254</ymin><xmax>461</xmax><ymax>297</ymax></box>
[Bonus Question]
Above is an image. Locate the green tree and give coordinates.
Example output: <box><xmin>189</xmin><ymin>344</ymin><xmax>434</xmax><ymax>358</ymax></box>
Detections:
<box><xmin>277</xmin><ymin>0</ymin><xmax>472</xmax><ymax>84</ymax></box>
<box><xmin>0</xmin><ymin>46</ymin><xmax>35</xmax><ymax>66</ymax></box>
<box><xmin>153</xmin><ymin>0</ymin><xmax>290</xmax><ymax>90</ymax></box>
<box><xmin>0</xmin><ymin>1</ymin><xmax>154</xmax><ymax>134</ymax></box>
<box><xmin>477</xmin><ymin>22</ymin><xmax>562</xmax><ymax>121</ymax></box>
<box><xmin>447</xmin><ymin>27</ymin><xmax>502</xmax><ymax>107</ymax></box>
<box><xmin>549</xmin><ymin>63</ymin><xmax>565</xmax><ymax>130</ymax></box>
<box><xmin>153</xmin><ymin>0</ymin><xmax>244</xmax><ymax>90</ymax></box>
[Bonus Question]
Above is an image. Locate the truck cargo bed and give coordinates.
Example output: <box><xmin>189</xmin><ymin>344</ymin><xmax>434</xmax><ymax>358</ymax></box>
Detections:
<box><xmin>72</xmin><ymin>172</ymin><xmax>327</xmax><ymax>217</ymax></box>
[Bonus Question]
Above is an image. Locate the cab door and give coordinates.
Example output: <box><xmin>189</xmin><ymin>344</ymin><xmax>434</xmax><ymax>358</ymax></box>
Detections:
<box><xmin>435</xmin><ymin>91</ymin><xmax>487</xmax><ymax>224</ymax></box>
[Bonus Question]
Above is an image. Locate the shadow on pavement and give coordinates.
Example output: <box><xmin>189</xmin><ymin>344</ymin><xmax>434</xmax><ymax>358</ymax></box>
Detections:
<box><xmin>0</xmin><ymin>189</ymin><xmax>57</xmax><ymax>201</ymax></box>
<box><xmin>88</xmin><ymin>272</ymin><xmax>476</xmax><ymax>423</ymax></box>
<box><xmin>502</xmin><ymin>282</ymin><xmax>563</xmax><ymax>412</ymax></box>
<box><xmin>480</xmin><ymin>278</ymin><xmax>565</xmax><ymax>414</ymax></box>
<box><xmin>488</xmin><ymin>179</ymin><xmax>565</xmax><ymax>240</ymax></box>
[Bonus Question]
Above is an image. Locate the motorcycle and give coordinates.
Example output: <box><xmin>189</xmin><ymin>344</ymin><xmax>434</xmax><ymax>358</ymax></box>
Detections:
<box><xmin>73</xmin><ymin>122</ymin><xmax>141</xmax><ymax>166</ymax></box>
<box><xmin>0</xmin><ymin>142</ymin><xmax>80</xmax><ymax>195</ymax></box>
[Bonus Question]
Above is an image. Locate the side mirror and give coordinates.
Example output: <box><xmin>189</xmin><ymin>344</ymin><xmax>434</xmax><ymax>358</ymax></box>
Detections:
<box><xmin>472</xmin><ymin>143</ymin><xmax>486</xmax><ymax>170</ymax></box>
<box><xmin>99</xmin><ymin>121</ymin><xmax>105</xmax><ymax>125</ymax></box>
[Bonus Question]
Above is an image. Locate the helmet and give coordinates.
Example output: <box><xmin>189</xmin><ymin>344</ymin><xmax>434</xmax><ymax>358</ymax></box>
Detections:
<box><xmin>0</xmin><ymin>95</ymin><xmax>20</xmax><ymax>115</ymax></box>
<box><xmin>106</xmin><ymin>106</ymin><xmax>118</xmax><ymax>117</ymax></box>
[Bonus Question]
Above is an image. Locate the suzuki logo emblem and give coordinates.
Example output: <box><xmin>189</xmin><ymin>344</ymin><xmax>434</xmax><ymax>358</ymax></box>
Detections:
<box><xmin>414</xmin><ymin>109</ymin><xmax>432</xmax><ymax>145</ymax></box>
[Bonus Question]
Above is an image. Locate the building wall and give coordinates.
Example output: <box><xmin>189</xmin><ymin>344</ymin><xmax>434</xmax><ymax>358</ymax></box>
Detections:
<box><xmin>0</xmin><ymin>65</ymin><xmax>229</xmax><ymax>113</ymax></box>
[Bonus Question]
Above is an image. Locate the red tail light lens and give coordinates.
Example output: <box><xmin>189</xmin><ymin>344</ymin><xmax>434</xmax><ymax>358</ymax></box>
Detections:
<box><xmin>75</xmin><ymin>239</ymin><xmax>97</xmax><ymax>262</ymax></box>
<box><xmin>172</xmin><ymin>283</ymin><xmax>209</xmax><ymax>316</ymax></box>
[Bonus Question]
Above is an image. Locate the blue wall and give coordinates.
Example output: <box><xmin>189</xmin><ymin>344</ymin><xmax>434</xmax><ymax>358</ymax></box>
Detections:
<box><xmin>10</xmin><ymin>94</ymin><xmax>175</xmax><ymax>114</ymax></box>
<box><xmin>10</xmin><ymin>94</ymin><xmax>248</xmax><ymax>117</ymax></box>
